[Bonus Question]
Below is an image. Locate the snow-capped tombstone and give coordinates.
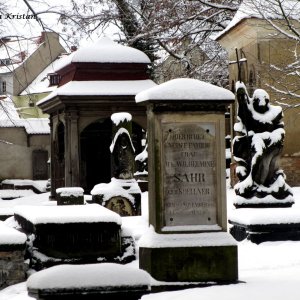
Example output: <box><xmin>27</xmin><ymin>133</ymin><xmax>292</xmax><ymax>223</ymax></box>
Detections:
<box><xmin>136</xmin><ymin>78</ymin><xmax>238</xmax><ymax>283</ymax></box>
<box><xmin>56</xmin><ymin>187</ymin><xmax>84</xmax><ymax>205</ymax></box>
<box><xmin>91</xmin><ymin>113</ymin><xmax>142</xmax><ymax>216</ymax></box>
<box><xmin>233</xmin><ymin>82</ymin><xmax>294</xmax><ymax>208</ymax></box>
<box><xmin>110</xmin><ymin>112</ymin><xmax>135</xmax><ymax>180</ymax></box>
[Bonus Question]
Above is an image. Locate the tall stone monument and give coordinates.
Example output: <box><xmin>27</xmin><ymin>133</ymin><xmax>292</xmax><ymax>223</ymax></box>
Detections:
<box><xmin>136</xmin><ymin>78</ymin><xmax>238</xmax><ymax>283</ymax></box>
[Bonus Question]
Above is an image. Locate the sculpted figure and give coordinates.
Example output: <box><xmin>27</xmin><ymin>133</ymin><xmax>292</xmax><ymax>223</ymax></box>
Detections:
<box><xmin>233</xmin><ymin>82</ymin><xmax>294</xmax><ymax>207</ymax></box>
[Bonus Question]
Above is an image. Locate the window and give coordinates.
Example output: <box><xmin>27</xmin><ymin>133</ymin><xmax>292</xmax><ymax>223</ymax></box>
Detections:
<box><xmin>48</xmin><ymin>73</ymin><xmax>61</xmax><ymax>86</ymax></box>
<box><xmin>2</xmin><ymin>81</ymin><xmax>6</xmax><ymax>93</ymax></box>
<box><xmin>1</xmin><ymin>81</ymin><xmax>6</xmax><ymax>94</ymax></box>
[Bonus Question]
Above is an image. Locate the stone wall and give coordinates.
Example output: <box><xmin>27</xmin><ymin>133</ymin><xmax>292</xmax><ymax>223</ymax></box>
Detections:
<box><xmin>280</xmin><ymin>156</ymin><xmax>300</xmax><ymax>187</ymax></box>
<box><xmin>0</xmin><ymin>249</ymin><xmax>26</xmax><ymax>289</ymax></box>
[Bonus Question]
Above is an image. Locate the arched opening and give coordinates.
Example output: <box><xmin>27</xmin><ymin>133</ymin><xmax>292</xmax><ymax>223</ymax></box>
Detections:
<box><xmin>80</xmin><ymin>118</ymin><xmax>146</xmax><ymax>193</ymax></box>
<box><xmin>80</xmin><ymin>118</ymin><xmax>112</xmax><ymax>193</ymax></box>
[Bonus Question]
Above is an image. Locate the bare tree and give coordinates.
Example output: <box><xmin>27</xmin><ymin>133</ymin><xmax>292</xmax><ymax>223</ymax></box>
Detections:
<box><xmin>240</xmin><ymin>0</ymin><xmax>300</xmax><ymax>107</ymax></box>
<box><xmin>20</xmin><ymin>0</ymin><xmax>241</xmax><ymax>85</ymax></box>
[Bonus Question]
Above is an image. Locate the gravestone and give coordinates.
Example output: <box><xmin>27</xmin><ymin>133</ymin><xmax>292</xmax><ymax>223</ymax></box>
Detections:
<box><xmin>136</xmin><ymin>78</ymin><xmax>238</xmax><ymax>283</ymax></box>
<box><xmin>32</xmin><ymin>150</ymin><xmax>48</xmax><ymax>180</ymax></box>
<box><xmin>91</xmin><ymin>113</ymin><xmax>142</xmax><ymax>216</ymax></box>
<box><xmin>56</xmin><ymin>187</ymin><xmax>84</xmax><ymax>205</ymax></box>
<box><xmin>13</xmin><ymin>204</ymin><xmax>127</xmax><ymax>269</ymax></box>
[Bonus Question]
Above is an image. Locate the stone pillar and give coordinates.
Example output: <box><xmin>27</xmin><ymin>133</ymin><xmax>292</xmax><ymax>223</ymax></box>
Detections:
<box><xmin>65</xmin><ymin>110</ymin><xmax>80</xmax><ymax>187</ymax></box>
<box><xmin>49</xmin><ymin>117</ymin><xmax>56</xmax><ymax>200</ymax></box>
<box><xmin>136</xmin><ymin>78</ymin><xmax>238</xmax><ymax>283</ymax></box>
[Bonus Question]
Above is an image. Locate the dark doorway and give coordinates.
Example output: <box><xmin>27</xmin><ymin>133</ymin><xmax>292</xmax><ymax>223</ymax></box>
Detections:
<box><xmin>80</xmin><ymin>119</ymin><xmax>112</xmax><ymax>193</ymax></box>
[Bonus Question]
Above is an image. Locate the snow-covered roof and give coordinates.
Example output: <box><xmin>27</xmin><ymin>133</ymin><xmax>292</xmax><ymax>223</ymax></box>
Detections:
<box><xmin>0</xmin><ymin>96</ymin><xmax>20</xmax><ymax>120</ymax></box>
<box><xmin>215</xmin><ymin>0</ymin><xmax>300</xmax><ymax>40</ymax></box>
<box><xmin>0</xmin><ymin>221</ymin><xmax>27</xmax><ymax>245</ymax></box>
<box><xmin>20</xmin><ymin>54</ymin><xmax>71</xmax><ymax>95</ymax></box>
<box><xmin>27</xmin><ymin>263</ymin><xmax>151</xmax><ymax>290</ymax></box>
<box><xmin>0</xmin><ymin>118</ymin><xmax>50</xmax><ymax>134</ymax></box>
<box><xmin>14</xmin><ymin>203</ymin><xmax>122</xmax><ymax>225</ymax></box>
<box><xmin>71</xmin><ymin>36</ymin><xmax>151</xmax><ymax>64</ymax></box>
<box><xmin>37</xmin><ymin>80</ymin><xmax>157</xmax><ymax>106</ymax></box>
<box><xmin>0</xmin><ymin>36</ymin><xmax>40</xmax><ymax>70</ymax></box>
<box><xmin>135</xmin><ymin>78</ymin><xmax>235</xmax><ymax>103</ymax></box>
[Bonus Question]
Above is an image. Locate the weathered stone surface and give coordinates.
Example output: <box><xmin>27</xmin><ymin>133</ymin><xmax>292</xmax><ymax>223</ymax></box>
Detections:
<box><xmin>0</xmin><ymin>250</ymin><xmax>26</xmax><ymax>289</ymax></box>
<box><xmin>162</xmin><ymin>122</ymin><xmax>217</xmax><ymax>227</ymax></box>
<box><xmin>139</xmin><ymin>245</ymin><xmax>238</xmax><ymax>282</ymax></box>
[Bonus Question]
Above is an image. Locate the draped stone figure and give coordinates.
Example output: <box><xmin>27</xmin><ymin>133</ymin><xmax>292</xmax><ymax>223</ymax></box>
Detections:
<box><xmin>232</xmin><ymin>82</ymin><xmax>294</xmax><ymax>208</ymax></box>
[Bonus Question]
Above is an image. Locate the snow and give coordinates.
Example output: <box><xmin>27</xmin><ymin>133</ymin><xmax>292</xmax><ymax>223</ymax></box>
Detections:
<box><xmin>135</xmin><ymin>145</ymin><xmax>148</xmax><ymax>162</ymax></box>
<box><xmin>0</xmin><ymin>189</ymin><xmax>35</xmax><ymax>200</ymax></box>
<box><xmin>20</xmin><ymin>55</ymin><xmax>71</xmax><ymax>95</ymax></box>
<box><xmin>71</xmin><ymin>36</ymin><xmax>151</xmax><ymax>64</ymax></box>
<box><xmin>0</xmin><ymin>192</ymin><xmax>54</xmax><ymax>218</ymax></box>
<box><xmin>14</xmin><ymin>203</ymin><xmax>122</xmax><ymax>225</ymax></box>
<box><xmin>138</xmin><ymin>226</ymin><xmax>236</xmax><ymax>248</ymax></box>
<box><xmin>0</xmin><ymin>221</ymin><xmax>27</xmax><ymax>245</ymax></box>
<box><xmin>0</xmin><ymin>118</ymin><xmax>50</xmax><ymax>134</ymax></box>
<box><xmin>2</xmin><ymin>180</ymin><xmax>48</xmax><ymax>193</ymax></box>
<box><xmin>37</xmin><ymin>80</ymin><xmax>157</xmax><ymax>106</ymax></box>
<box><xmin>56</xmin><ymin>187</ymin><xmax>84</xmax><ymax>197</ymax></box>
<box><xmin>229</xmin><ymin>206</ymin><xmax>300</xmax><ymax>225</ymax></box>
<box><xmin>135</xmin><ymin>78</ymin><xmax>235</xmax><ymax>103</ymax></box>
<box><xmin>215</xmin><ymin>0</ymin><xmax>300</xmax><ymax>40</ymax></box>
<box><xmin>111</xmin><ymin>112</ymin><xmax>132</xmax><ymax>126</ymax></box>
<box><xmin>27</xmin><ymin>262</ymin><xmax>151</xmax><ymax>290</ymax></box>
<box><xmin>110</xmin><ymin>127</ymin><xmax>135</xmax><ymax>153</ymax></box>
<box><xmin>0</xmin><ymin>96</ymin><xmax>20</xmax><ymax>120</ymax></box>
<box><xmin>2</xmin><ymin>186</ymin><xmax>300</xmax><ymax>299</ymax></box>
<box><xmin>91</xmin><ymin>178</ymin><xmax>141</xmax><ymax>204</ymax></box>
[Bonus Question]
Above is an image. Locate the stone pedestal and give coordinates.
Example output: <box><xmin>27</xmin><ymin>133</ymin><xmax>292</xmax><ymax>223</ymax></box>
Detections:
<box><xmin>56</xmin><ymin>187</ymin><xmax>84</xmax><ymax>205</ymax></box>
<box><xmin>0</xmin><ymin>222</ymin><xmax>27</xmax><ymax>289</ymax></box>
<box><xmin>229</xmin><ymin>207</ymin><xmax>300</xmax><ymax>244</ymax></box>
<box><xmin>135</xmin><ymin>78</ymin><xmax>238</xmax><ymax>283</ymax></box>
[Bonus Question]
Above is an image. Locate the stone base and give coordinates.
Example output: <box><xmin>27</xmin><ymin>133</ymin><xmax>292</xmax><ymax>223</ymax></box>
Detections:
<box><xmin>229</xmin><ymin>207</ymin><xmax>300</xmax><ymax>244</ymax></box>
<box><xmin>27</xmin><ymin>263</ymin><xmax>151</xmax><ymax>300</ymax></box>
<box><xmin>29</xmin><ymin>236</ymin><xmax>136</xmax><ymax>271</ymax></box>
<box><xmin>138</xmin><ymin>231</ymin><xmax>238</xmax><ymax>283</ymax></box>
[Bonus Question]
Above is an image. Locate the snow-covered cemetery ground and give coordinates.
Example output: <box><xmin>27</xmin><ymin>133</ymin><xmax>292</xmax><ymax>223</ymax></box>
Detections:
<box><xmin>0</xmin><ymin>181</ymin><xmax>300</xmax><ymax>300</ymax></box>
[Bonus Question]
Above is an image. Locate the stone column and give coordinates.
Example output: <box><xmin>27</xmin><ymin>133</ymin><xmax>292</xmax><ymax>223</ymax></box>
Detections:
<box><xmin>65</xmin><ymin>110</ymin><xmax>80</xmax><ymax>187</ymax></box>
<box><xmin>49</xmin><ymin>116</ymin><xmax>56</xmax><ymax>200</ymax></box>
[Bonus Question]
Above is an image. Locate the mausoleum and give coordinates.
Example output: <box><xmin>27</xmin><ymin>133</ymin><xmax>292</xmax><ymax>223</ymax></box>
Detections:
<box><xmin>37</xmin><ymin>37</ymin><xmax>156</xmax><ymax>197</ymax></box>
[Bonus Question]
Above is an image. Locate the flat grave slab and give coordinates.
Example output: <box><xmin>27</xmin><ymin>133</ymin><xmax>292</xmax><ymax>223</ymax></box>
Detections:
<box><xmin>14</xmin><ymin>204</ymin><xmax>122</xmax><ymax>259</ymax></box>
<box><xmin>27</xmin><ymin>263</ymin><xmax>151</xmax><ymax>300</ymax></box>
<box><xmin>229</xmin><ymin>207</ymin><xmax>300</xmax><ymax>243</ymax></box>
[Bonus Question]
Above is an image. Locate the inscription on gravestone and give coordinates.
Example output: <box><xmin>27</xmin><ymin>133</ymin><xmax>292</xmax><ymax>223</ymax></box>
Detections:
<box><xmin>163</xmin><ymin>122</ymin><xmax>217</xmax><ymax>227</ymax></box>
